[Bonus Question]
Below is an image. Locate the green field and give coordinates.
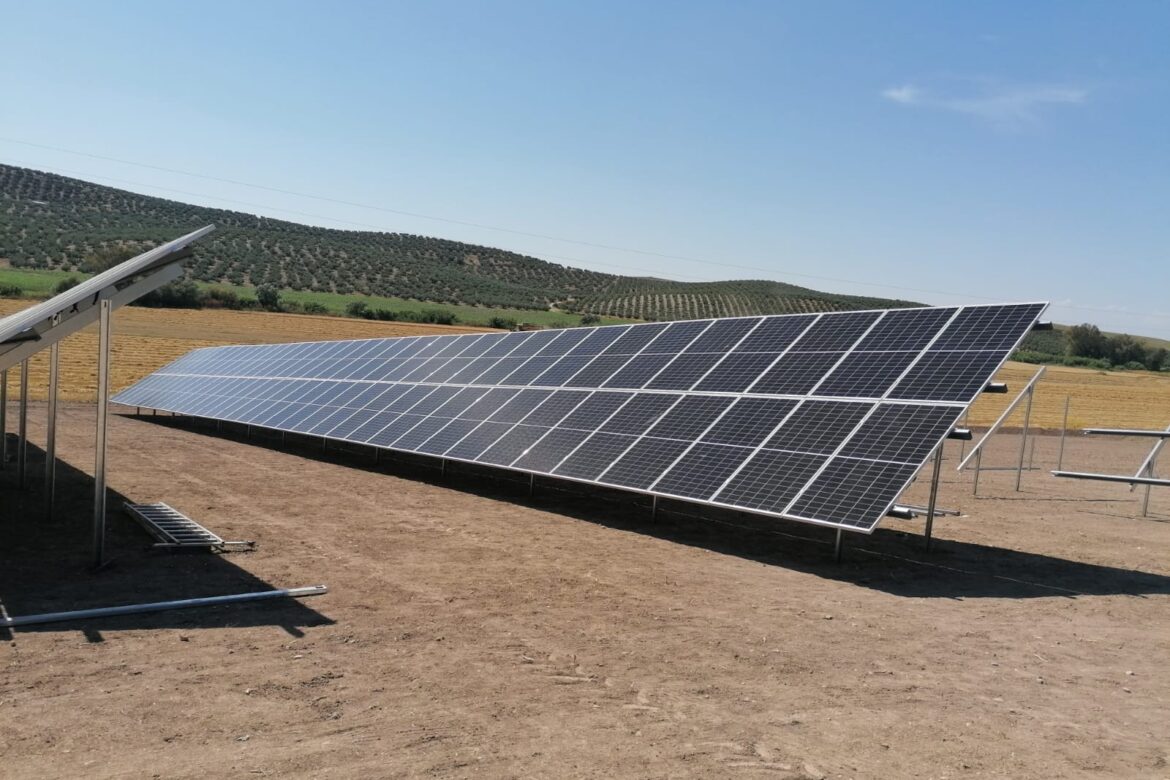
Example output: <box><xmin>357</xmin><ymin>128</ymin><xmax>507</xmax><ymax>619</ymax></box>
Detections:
<box><xmin>0</xmin><ymin>266</ymin><xmax>84</xmax><ymax>296</ymax></box>
<box><xmin>0</xmin><ymin>267</ymin><xmax>632</xmax><ymax>328</ymax></box>
<box><xmin>203</xmin><ymin>282</ymin><xmax>633</xmax><ymax>327</ymax></box>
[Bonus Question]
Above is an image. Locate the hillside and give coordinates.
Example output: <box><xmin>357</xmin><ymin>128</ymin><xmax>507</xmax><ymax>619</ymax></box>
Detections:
<box><xmin>0</xmin><ymin>164</ymin><xmax>917</xmax><ymax>320</ymax></box>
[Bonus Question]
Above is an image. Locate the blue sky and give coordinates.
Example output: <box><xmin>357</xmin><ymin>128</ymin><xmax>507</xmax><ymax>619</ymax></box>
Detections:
<box><xmin>3</xmin><ymin>1</ymin><xmax>1167</xmax><ymax>337</ymax></box>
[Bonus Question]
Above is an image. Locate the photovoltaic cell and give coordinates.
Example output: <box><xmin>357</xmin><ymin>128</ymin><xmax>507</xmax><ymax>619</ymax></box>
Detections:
<box><xmin>645</xmin><ymin>396</ymin><xmax>734</xmax><ymax>441</ymax></box>
<box><xmin>653</xmin><ymin>443</ymin><xmax>754</xmax><ymax>499</ymax></box>
<box><xmin>693</xmin><ymin>353</ymin><xmax>781</xmax><ymax>393</ymax></box>
<box><xmin>790</xmin><ymin>311</ymin><xmax>879</xmax><ymax>351</ymax></box>
<box><xmin>114</xmin><ymin>302</ymin><xmax>1045</xmax><ymax>534</ymax></box>
<box><xmin>602</xmin><ymin>354</ymin><xmax>674</xmax><ymax>388</ymax></box>
<box><xmin>560</xmin><ymin>392</ymin><xmax>632</xmax><ymax>431</ymax></box>
<box><xmin>749</xmin><ymin>352</ymin><xmax>844</xmax><ymax>395</ymax></box>
<box><xmin>555</xmin><ymin>433</ymin><xmax>637</xmax><ymax>480</ymax></box>
<box><xmin>888</xmin><ymin>351</ymin><xmax>1006</xmax><ymax>403</ymax></box>
<box><xmin>839</xmin><ymin>403</ymin><xmax>963</xmax><ymax>465</ymax></box>
<box><xmin>715</xmin><ymin>449</ymin><xmax>827</xmax><ymax>514</ymax></box>
<box><xmin>789</xmin><ymin>458</ymin><xmax>920</xmax><ymax>528</ymax></box>
<box><xmin>685</xmin><ymin>318</ymin><xmax>760</xmax><ymax>353</ymax></box>
<box><xmin>477</xmin><ymin>425</ymin><xmax>550</xmax><ymax>466</ymax></box>
<box><xmin>600</xmin><ymin>438</ymin><xmax>691</xmax><ymax>490</ymax></box>
<box><xmin>512</xmin><ymin>428</ymin><xmax>591</xmax><ymax>471</ymax></box>
<box><xmin>763</xmin><ymin>400</ymin><xmax>872</xmax><ymax>455</ymax></box>
<box><xmin>601</xmin><ymin>393</ymin><xmax>681</xmax><ymax>435</ymax></box>
<box><xmin>814</xmin><ymin>351</ymin><xmax>920</xmax><ymax>398</ymax></box>
<box><xmin>701</xmin><ymin>398</ymin><xmax>798</xmax><ymax>447</ymax></box>
<box><xmin>645</xmin><ymin>353</ymin><xmax>723</xmax><ymax>390</ymax></box>
<box><xmin>734</xmin><ymin>314</ymin><xmax>816</xmax><ymax>352</ymax></box>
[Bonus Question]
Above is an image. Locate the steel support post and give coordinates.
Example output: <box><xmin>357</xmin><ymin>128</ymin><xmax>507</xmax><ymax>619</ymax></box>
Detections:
<box><xmin>93</xmin><ymin>300</ymin><xmax>112</xmax><ymax>569</ymax></box>
<box><xmin>925</xmin><ymin>442</ymin><xmax>944</xmax><ymax>551</ymax></box>
<box><xmin>44</xmin><ymin>315</ymin><xmax>60</xmax><ymax>520</ymax></box>
<box><xmin>973</xmin><ymin>447</ymin><xmax>982</xmax><ymax>495</ymax></box>
<box><xmin>527</xmin><ymin>472</ymin><xmax>535</xmax><ymax>497</ymax></box>
<box><xmin>0</xmin><ymin>368</ymin><xmax>7</xmax><ymax>471</ymax></box>
<box><xmin>834</xmin><ymin>528</ymin><xmax>844</xmax><ymax>563</ymax></box>
<box><xmin>1015</xmin><ymin>385</ymin><xmax>1035</xmax><ymax>492</ymax></box>
<box><xmin>18</xmin><ymin>359</ymin><xmax>29</xmax><ymax>489</ymax></box>
<box><xmin>1142</xmin><ymin>450</ymin><xmax>1158</xmax><ymax>518</ymax></box>
<box><xmin>651</xmin><ymin>495</ymin><xmax>659</xmax><ymax>522</ymax></box>
<box><xmin>1056</xmin><ymin>396</ymin><xmax>1070</xmax><ymax>471</ymax></box>
<box><xmin>957</xmin><ymin>409</ymin><xmax>969</xmax><ymax>462</ymax></box>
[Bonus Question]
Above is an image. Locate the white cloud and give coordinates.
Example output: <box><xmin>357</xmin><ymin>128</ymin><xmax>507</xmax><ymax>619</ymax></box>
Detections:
<box><xmin>881</xmin><ymin>84</ymin><xmax>921</xmax><ymax>105</ymax></box>
<box><xmin>881</xmin><ymin>81</ymin><xmax>1088</xmax><ymax>129</ymax></box>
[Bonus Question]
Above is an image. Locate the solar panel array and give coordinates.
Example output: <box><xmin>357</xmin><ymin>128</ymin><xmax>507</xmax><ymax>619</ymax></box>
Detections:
<box><xmin>113</xmin><ymin>303</ymin><xmax>1045</xmax><ymax>533</ymax></box>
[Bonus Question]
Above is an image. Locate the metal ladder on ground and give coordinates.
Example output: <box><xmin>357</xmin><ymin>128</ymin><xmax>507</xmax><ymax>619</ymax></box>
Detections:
<box><xmin>123</xmin><ymin>502</ymin><xmax>253</xmax><ymax>551</ymax></box>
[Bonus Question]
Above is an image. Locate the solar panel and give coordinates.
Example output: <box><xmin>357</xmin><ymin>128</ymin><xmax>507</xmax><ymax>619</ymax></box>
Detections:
<box><xmin>113</xmin><ymin>303</ymin><xmax>1046</xmax><ymax>533</ymax></box>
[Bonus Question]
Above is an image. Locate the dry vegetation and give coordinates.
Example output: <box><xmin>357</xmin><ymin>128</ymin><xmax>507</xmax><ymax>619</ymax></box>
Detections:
<box><xmin>965</xmin><ymin>362</ymin><xmax>1170</xmax><ymax>430</ymax></box>
<box><xmin>2</xmin><ymin>300</ymin><xmax>1168</xmax><ymax>430</ymax></box>
<box><xmin>0</xmin><ymin>300</ymin><xmax>487</xmax><ymax>402</ymax></box>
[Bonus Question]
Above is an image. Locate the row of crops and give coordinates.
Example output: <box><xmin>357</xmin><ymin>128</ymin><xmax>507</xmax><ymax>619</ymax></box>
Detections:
<box><xmin>1</xmin><ymin>164</ymin><xmax>916</xmax><ymax>320</ymax></box>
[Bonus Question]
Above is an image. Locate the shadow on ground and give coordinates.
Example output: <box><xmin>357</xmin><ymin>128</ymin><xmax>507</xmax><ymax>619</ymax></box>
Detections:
<box><xmin>125</xmin><ymin>411</ymin><xmax>1170</xmax><ymax>602</ymax></box>
<box><xmin>0</xmin><ymin>437</ymin><xmax>333</xmax><ymax>641</ymax></box>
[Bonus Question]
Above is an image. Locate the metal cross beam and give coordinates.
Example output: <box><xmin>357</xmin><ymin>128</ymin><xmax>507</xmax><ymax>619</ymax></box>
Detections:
<box><xmin>1052</xmin><ymin>470</ymin><xmax>1170</xmax><ymax>487</ymax></box>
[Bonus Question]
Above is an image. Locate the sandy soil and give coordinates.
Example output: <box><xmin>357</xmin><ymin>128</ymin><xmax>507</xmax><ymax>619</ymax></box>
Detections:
<box><xmin>1</xmin><ymin>405</ymin><xmax>1167</xmax><ymax>779</ymax></box>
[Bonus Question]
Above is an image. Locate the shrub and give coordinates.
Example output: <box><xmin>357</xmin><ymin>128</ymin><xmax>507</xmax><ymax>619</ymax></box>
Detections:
<box><xmin>133</xmin><ymin>279</ymin><xmax>203</xmax><ymax>309</ymax></box>
<box><xmin>345</xmin><ymin>301</ymin><xmax>371</xmax><ymax>319</ymax></box>
<box><xmin>0</xmin><ymin>283</ymin><xmax>22</xmax><ymax>297</ymax></box>
<box><xmin>256</xmin><ymin>285</ymin><xmax>282</xmax><ymax>311</ymax></box>
<box><xmin>1063</xmin><ymin>355</ymin><xmax>1113</xmax><ymax>370</ymax></box>
<box><xmin>488</xmin><ymin>316</ymin><xmax>517</xmax><ymax>330</ymax></box>
<box><xmin>204</xmin><ymin>287</ymin><xmax>243</xmax><ymax>309</ymax></box>
<box><xmin>80</xmin><ymin>247</ymin><xmax>136</xmax><ymax>274</ymax></box>
<box><xmin>580</xmin><ymin>313</ymin><xmax>602</xmax><ymax>325</ymax></box>
<box><xmin>419</xmin><ymin>309</ymin><xmax>457</xmax><ymax>325</ymax></box>
<box><xmin>53</xmin><ymin>276</ymin><xmax>81</xmax><ymax>294</ymax></box>
<box><xmin>302</xmin><ymin>301</ymin><xmax>328</xmax><ymax>314</ymax></box>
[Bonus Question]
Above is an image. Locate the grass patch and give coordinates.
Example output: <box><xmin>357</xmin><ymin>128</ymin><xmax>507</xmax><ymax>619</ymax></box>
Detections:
<box><xmin>0</xmin><ymin>267</ymin><xmax>90</xmax><ymax>296</ymax></box>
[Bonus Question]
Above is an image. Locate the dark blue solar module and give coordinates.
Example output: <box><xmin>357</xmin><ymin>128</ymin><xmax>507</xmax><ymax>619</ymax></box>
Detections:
<box><xmin>113</xmin><ymin>303</ymin><xmax>1046</xmax><ymax>533</ymax></box>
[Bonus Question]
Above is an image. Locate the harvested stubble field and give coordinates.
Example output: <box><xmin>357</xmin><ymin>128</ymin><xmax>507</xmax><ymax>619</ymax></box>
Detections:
<box><xmin>0</xmin><ymin>300</ymin><xmax>488</xmax><ymax>402</ymax></box>
<box><xmin>1</xmin><ymin>300</ymin><xmax>1168</xmax><ymax>431</ymax></box>
<box><xmin>0</xmin><ymin>405</ymin><xmax>1167</xmax><ymax>779</ymax></box>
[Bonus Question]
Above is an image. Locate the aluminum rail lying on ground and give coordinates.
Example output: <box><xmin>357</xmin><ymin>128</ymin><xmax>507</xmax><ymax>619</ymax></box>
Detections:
<box><xmin>0</xmin><ymin>585</ymin><xmax>327</xmax><ymax>628</ymax></box>
<box><xmin>1051</xmin><ymin>471</ymin><xmax>1170</xmax><ymax>487</ymax></box>
<box><xmin>1081</xmin><ymin>428</ymin><xmax>1170</xmax><ymax>438</ymax></box>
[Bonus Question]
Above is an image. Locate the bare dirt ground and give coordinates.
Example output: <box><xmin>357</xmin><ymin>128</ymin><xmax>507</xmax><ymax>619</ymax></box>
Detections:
<box><xmin>1</xmin><ymin>404</ymin><xmax>1168</xmax><ymax>779</ymax></box>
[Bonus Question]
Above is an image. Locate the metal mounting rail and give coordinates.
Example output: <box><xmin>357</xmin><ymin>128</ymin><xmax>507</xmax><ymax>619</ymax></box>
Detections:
<box><xmin>1</xmin><ymin>585</ymin><xmax>326</xmax><ymax>628</ymax></box>
<box><xmin>1081</xmin><ymin>428</ymin><xmax>1170</xmax><ymax>438</ymax></box>
<box><xmin>1052</xmin><ymin>471</ymin><xmax>1170</xmax><ymax>487</ymax></box>
<box><xmin>124</xmin><ymin>502</ymin><xmax>253</xmax><ymax>551</ymax></box>
<box><xmin>894</xmin><ymin>502</ymin><xmax>962</xmax><ymax>517</ymax></box>
<box><xmin>957</xmin><ymin>365</ymin><xmax>1046</xmax><ymax>472</ymax></box>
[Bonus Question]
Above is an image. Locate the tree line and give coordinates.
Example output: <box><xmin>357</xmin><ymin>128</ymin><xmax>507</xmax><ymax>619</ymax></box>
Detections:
<box><xmin>1015</xmin><ymin>324</ymin><xmax>1168</xmax><ymax>371</ymax></box>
